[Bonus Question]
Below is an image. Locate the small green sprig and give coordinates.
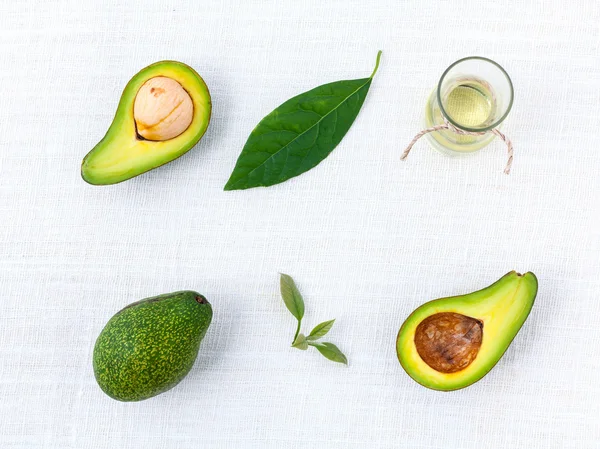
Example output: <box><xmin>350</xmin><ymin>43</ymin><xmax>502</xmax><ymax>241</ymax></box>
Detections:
<box><xmin>279</xmin><ymin>273</ymin><xmax>348</xmax><ymax>365</ymax></box>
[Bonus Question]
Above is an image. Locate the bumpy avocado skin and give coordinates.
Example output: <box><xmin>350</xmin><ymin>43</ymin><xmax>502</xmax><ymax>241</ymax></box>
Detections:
<box><xmin>81</xmin><ymin>60</ymin><xmax>211</xmax><ymax>185</ymax></box>
<box><xmin>396</xmin><ymin>271</ymin><xmax>538</xmax><ymax>391</ymax></box>
<box><xmin>93</xmin><ymin>291</ymin><xmax>212</xmax><ymax>401</ymax></box>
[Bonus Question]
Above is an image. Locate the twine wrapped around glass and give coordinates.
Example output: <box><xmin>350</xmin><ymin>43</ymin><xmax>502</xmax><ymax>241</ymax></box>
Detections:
<box><xmin>403</xmin><ymin>57</ymin><xmax>514</xmax><ymax>174</ymax></box>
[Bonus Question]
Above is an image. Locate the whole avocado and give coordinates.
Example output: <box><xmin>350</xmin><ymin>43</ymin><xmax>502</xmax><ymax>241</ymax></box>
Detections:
<box><xmin>93</xmin><ymin>291</ymin><xmax>212</xmax><ymax>401</ymax></box>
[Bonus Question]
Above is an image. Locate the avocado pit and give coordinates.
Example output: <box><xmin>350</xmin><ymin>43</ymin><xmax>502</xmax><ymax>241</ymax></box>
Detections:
<box><xmin>414</xmin><ymin>312</ymin><xmax>483</xmax><ymax>373</ymax></box>
<box><xmin>133</xmin><ymin>76</ymin><xmax>193</xmax><ymax>141</ymax></box>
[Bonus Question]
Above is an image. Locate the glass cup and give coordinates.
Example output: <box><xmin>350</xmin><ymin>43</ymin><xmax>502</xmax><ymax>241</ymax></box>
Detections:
<box><xmin>423</xmin><ymin>56</ymin><xmax>514</xmax><ymax>154</ymax></box>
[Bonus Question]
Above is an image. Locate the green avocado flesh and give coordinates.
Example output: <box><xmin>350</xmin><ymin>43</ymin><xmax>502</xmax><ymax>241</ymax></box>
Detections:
<box><xmin>396</xmin><ymin>271</ymin><xmax>537</xmax><ymax>391</ymax></box>
<box><xmin>81</xmin><ymin>61</ymin><xmax>211</xmax><ymax>185</ymax></box>
<box><xmin>93</xmin><ymin>291</ymin><xmax>213</xmax><ymax>401</ymax></box>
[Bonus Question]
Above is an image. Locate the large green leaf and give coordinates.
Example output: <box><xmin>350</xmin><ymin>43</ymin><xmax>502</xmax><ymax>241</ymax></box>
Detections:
<box><xmin>224</xmin><ymin>51</ymin><xmax>382</xmax><ymax>190</ymax></box>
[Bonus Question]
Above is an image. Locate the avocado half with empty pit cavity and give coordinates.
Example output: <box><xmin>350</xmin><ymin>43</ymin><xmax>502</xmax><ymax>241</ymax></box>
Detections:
<box><xmin>396</xmin><ymin>271</ymin><xmax>538</xmax><ymax>391</ymax></box>
<box><xmin>81</xmin><ymin>61</ymin><xmax>211</xmax><ymax>185</ymax></box>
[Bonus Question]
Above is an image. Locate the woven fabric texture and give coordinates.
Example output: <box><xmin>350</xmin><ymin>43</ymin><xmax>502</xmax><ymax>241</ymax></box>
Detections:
<box><xmin>0</xmin><ymin>1</ymin><xmax>599</xmax><ymax>448</ymax></box>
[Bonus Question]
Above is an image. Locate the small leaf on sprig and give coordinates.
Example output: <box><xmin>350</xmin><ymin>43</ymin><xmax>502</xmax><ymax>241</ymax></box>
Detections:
<box><xmin>280</xmin><ymin>273</ymin><xmax>305</xmax><ymax>322</ymax></box>
<box><xmin>280</xmin><ymin>273</ymin><xmax>305</xmax><ymax>344</ymax></box>
<box><xmin>292</xmin><ymin>333</ymin><xmax>308</xmax><ymax>350</ymax></box>
<box><xmin>306</xmin><ymin>319</ymin><xmax>335</xmax><ymax>341</ymax></box>
<box><xmin>278</xmin><ymin>273</ymin><xmax>347</xmax><ymax>365</ymax></box>
<box><xmin>309</xmin><ymin>342</ymin><xmax>348</xmax><ymax>365</ymax></box>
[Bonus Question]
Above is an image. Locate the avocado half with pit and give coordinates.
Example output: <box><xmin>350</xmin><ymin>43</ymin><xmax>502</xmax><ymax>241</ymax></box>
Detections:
<box><xmin>396</xmin><ymin>271</ymin><xmax>538</xmax><ymax>391</ymax></box>
<box><xmin>81</xmin><ymin>61</ymin><xmax>211</xmax><ymax>185</ymax></box>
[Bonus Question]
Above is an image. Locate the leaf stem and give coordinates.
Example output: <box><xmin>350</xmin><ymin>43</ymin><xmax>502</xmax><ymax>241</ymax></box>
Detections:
<box><xmin>370</xmin><ymin>50</ymin><xmax>383</xmax><ymax>79</ymax></box>
<box><xmin>292</xmin><ymin>319</ymin><xmax>302</xmax><ymax>345</ymax></box>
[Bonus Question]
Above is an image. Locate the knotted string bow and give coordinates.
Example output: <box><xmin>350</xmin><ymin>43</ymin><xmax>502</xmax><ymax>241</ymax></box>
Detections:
<box><xmin>401</xmin><ymin>118</ymin><xmax>514</xmax><ymax>174</ymax></box>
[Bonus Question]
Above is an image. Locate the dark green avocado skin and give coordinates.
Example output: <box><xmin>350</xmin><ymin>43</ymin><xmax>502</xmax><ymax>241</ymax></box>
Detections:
<box><xmin>93</xmin><ymin>291</ymin><xmax>212</xmax><ymax>402</ymax></box>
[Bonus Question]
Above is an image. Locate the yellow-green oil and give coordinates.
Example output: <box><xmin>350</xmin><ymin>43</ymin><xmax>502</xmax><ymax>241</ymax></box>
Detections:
<box><xmin>445</xmin><ymin>85</ymin><xmax>491</xmax><ymax>128</ymax></box>
<box><xmin>425</xmin><ymin>79</ymin><xmax>498</xmax><ymax>153</ymax></box>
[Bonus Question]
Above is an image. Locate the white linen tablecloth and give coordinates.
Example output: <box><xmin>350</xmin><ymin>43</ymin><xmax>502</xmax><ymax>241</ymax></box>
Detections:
<box><xmin>1</xmin><ymin>1</ymin><xmax>599</xmax><ymax>448</ymax></box>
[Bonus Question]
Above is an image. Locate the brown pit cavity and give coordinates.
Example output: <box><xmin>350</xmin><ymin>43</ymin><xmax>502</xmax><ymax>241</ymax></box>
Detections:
<box><xmin>414</xmin><ymin>312</ymin><xmax>483</xmax><ymax>374</ymax></box>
